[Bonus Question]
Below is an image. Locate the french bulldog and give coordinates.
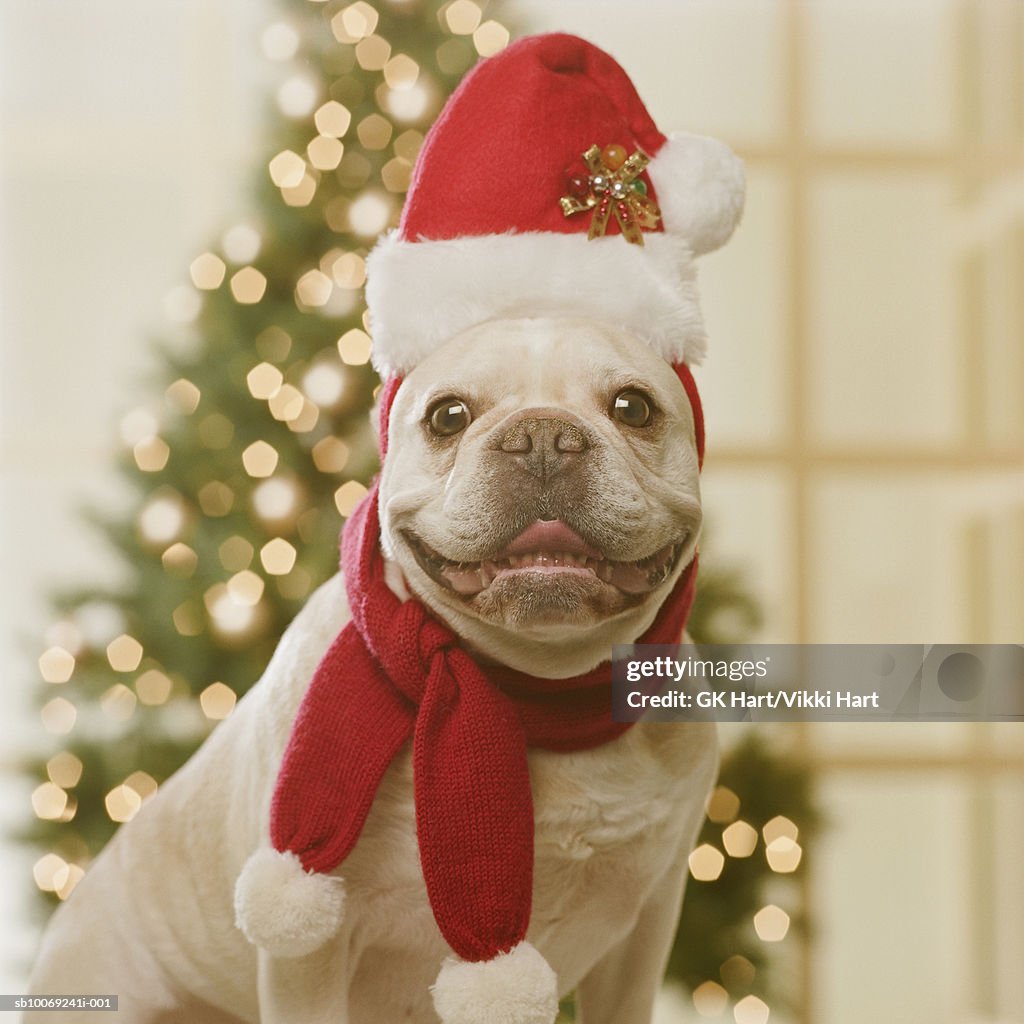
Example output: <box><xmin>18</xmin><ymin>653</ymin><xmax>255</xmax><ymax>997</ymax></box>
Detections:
<box><xmin>29</xmin><ymin>315</ymin><xmax>717</xmax><ymax>1023</ymax></box>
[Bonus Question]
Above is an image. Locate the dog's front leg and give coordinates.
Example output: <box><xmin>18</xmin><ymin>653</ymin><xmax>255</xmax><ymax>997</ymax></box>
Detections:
<box><xmin>574</xmin><ymin>848</ymin><xmax>690</xmax><ymax>1024</ymax></box>
<box><xmin>257</xmin><ymin>942</ymin><xmax>350</xmax><ymax>1024</ymax></box>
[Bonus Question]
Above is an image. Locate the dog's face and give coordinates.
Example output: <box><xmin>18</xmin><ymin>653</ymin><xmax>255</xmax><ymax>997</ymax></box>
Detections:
<box><xmin>379</xmin><ymin>317</ymin><xmax>702</xmax><ymax>676</ymax></box>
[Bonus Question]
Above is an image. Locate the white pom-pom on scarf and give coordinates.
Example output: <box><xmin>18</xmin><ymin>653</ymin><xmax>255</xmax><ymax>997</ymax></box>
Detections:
<box><xmin>234</xmin><ymin>848</ymin><xmax>346</xmax><ymax>959</ymax></box>
<box><xmin>431</xmin><ymin>941</ymin><xmax>559</xmax><ymax>1024</ymax></box>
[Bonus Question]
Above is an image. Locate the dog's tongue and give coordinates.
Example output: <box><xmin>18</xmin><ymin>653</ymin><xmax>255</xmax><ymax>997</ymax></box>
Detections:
<box><xmin>497</xmin><ymin>520</ymin><xmax>603</xmax><ymax>560</ymax></box>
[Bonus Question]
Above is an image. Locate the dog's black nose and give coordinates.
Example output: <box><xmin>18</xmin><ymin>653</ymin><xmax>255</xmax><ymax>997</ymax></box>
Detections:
<box><xmin>497</xmin><ymin>414</ymin><xmax>588</xmax><ymax>480</ymax></box>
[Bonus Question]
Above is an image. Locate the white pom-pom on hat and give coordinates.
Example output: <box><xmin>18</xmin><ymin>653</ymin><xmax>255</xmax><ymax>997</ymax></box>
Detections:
<box><xmin>647</xmin><ymin>131</ymin><xmax>746</xmax><ymax>256</ymax></box>
<box><xmin>234</xmin><ymin>848</ymin><xmax>346</xmax><ymax>959</ymax></box>
<box><xmin>431</xmin><ymin>941</ymin><xmax>559</xmax><ymax>1024</ymax></box>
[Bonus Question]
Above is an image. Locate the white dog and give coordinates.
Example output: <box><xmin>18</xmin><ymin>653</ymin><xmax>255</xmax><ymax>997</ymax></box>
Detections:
<box><xmin>30</xmin><ymin>30</ymin><xmax>744</xmax><ymax>1024</ymax></box>
<box><xmin>30</xmin><ymin>317</ymin><xmax>716</xmax><ymax>1024</ymax></box>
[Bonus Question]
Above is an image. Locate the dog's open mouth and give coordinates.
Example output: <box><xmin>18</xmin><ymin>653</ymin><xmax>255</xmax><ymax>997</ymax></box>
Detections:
<box><xmin>407</xmin><ymin>520</ymin><xmax>684</xmax><ymax>598</ymax></box>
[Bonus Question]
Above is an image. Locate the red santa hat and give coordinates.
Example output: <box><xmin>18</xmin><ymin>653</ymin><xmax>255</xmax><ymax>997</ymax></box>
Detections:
<box><xmin>366</xmin><ymin>31</ymin><xmax>744</xmax><ymax>380</ymax></box>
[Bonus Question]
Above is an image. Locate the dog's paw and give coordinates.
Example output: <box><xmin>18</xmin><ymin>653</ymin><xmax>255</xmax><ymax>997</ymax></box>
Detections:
<box><xmin>233</xmin><ymin>848</ymin><xmax>346</xmax><ymax>958</ymax></box>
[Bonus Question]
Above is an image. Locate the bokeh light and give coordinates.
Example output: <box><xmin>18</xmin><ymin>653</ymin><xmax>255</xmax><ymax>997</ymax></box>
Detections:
<box><xmin>706</xmin><ymin>785</ymin><xmax>741</xmax><ymax>823</ymax></box>
<box><xmin>221</xmin><ymin>223</ymin><xmax>262</xmax><ymax>263</ymax></box>
<box><xmin>219</xmin><ymin>536</ymin><xmax>255</xmax><ymax>572</ymax></box>
<box><xmin>165</xmin><ymin>378</ymin><xmax>201</xmax><ymax>414</ymax></box>
<box><xmin>331</xmin><ymin>253</ymin><xmax>366</xmax><ymax>289</ymax></box>
<box><xmin>333</xmin><ymin>1</ymin><xmax>378</xmax><ymax>42</ymax></box>
<box><xmin>38</xmin><ymin>647</ymin><xmax>75</xmax><ymax>684</ymax></box>
<box><xmin>106</xmin><ymin>634</ymin><xmax>144</xmax><ymax>673</ymax></box>
<box><xmin>734</xmin><ymin>995</ymin><xmax>770</xmax><ymax>1024</ymax></box>
<box><xmin>135</xmin><ymin>669</ymin><xmax>173</xmax><ymax>706</ymax></box>
<box><xmin>688</xmin><ymin>843</ymin><xmax>726</xmax><ymax>882</ymax></box>
<box><xmin>200</xmin><ymin>682</ymin><xmax>238</xmax><ymax>720</ymax></box>
<box><xmin>763</xmin><ymin>815</ymin><xmax>799</xmax><ymax>844</ymax></box>
<box><xmin>253</xmin><ymin>478</ymin><xmax>300</xmax><ymax>522</ymax></box>
<box><xmin>723</xmin><ymin>820</ymin><xmax>759</xmax><ymax>858</ymax></box>
<box><xmin>384</xmin><ymin>54</ymin><xmax>419</xmax><ymax>89</ymax></box>
<box><xmin>308</xmin><ymin>135</ymin><xmax>344</xmax><ymax>170</ymax></box>
<box><xmin>261</xmin><ymin>21</ymin><xmax>300</xmax><ymax>61</ymax></box>
<box><xmin>33</xmin><ymin>853</ymin><xmax>70</xmax><ymax>893</ymax></box>
<box><xmin>753</xmin><ymin>904</ymin><xmax>791</xmax><ymax>942</ymax></box>
<box><xmin>347</xmin><ymin>192</ymin><xmax>392</xmax><ymax>236</ymax></box>
<box><xmin>473</xmin><ymin>20</ymin><xmax>510</xmax><ymax>57</ymax></box>
<box><xmin>32</xmin><ymin>783</ymin><xmax>69</xmax><ymax>821</ymax></box>
<box><xmin>314</xmin><ymin>100</ymin><xmax>352</xmax><ymax>138</ymax></box>
<box><xmin>445</xmin><ymin>0</ymin><xmax>482</xmax><ymax>35</ymax></box>
<box><xmin>46</xmin><ymin>752</ymin><xmax>83</xmax><ymax>789</ymax></box>
<box><xmin>104</xmin><ymin>785</ymin><xmax>142</xmax><ymax>824</ymax></box>
<box><xmin>303</xmin><ymin>362</ymin><xmax>347</xmax><ymax>407</ymax></box>
<box><xmin>133</xmin><ymin>435</ymin><xmax>170</xmax><ymax>472</ymax></box>
<box><xmin>766</xmin><ymin>837</ymin><xmax>803</xmax><ymax>873</ymax></box>
<box><xmin>268</xmin><ymin>384</ymin><xmax>305</xmax><ymax>422</ymax></box>
<box><xmin>260</xmin><ymin>538</ymin><xmax>298</xmax><ymax>576</ymax></box>
<box><xmin>312</xmin><ymin>436</ymin><xmax>350</xmax><ymax>473</ymax></box>
<box><xmin>357</xmin><ymin>113</ymin><xmax>393</xmax><ymax>150</ymax></box>
<box><xmin>230</xmin><ymin>267</ymin><xmax>268</xmax><ymax>304</ymax></box>
<box><xmin>198</xmin><ymin>480</ymin><xmax>235</xmax><ymax>517</ymax></box>
<box><xmin>41</xmin><ymin>697</ymin><xmax>77</xmax><ymax>735</ymax></box>
<box><xmin>296</xmin><ymin>269</ymin><xmax>334</xmax><ymax>307</ymax></box>
<box><xmin>334</xmin><ymin>480</ymin><xmax>368</xmax><ymax>516</ymax></box>
<box><xmin>277</xmin><ymin>75</ymin><xmax>320</xmax><ymax>117</ymax></box>
<box><xmin>189</xmin><ymin>252</ymin><xmax>226</xmax><ymax>290</ymax></box>
<box><xmin>100</xmin><ymin>684</ymin><xmax>138</xmax><ymax>722</ymax></box>
<box><xmin>247</xmin><ymin>362</ymin><xmax>284</xmax><ymax>400</ymax></box>
<box><xmin>227</xmin><ymin>570</ymin><xmax>265</xmax><ymax>606</ymax></box>
<box><xmin>242</xmin><ymin>441</ymin><xmax>279</xmax><ymax>478</ymax></box>
<box><xmin>269</xmin><ymin>150</ymin><xmax>307</xmax><ymax>188</ymax></box>
<box><xmin>162</xmin><ymin>542</ymin><xmax>198</xmax><ymax>578</ymax></box>
<box><xmin>338</xmin><ymin>328</ymin><xmax>372</xmax><ymax>365</ymax></box>
<box><xmin>692</xmin><ymin>980</ymin><xmax>729</xmax><ymax>1018</ymax></box>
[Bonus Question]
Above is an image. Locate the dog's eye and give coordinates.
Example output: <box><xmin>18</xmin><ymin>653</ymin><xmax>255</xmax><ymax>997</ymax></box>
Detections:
<box><xmin>612</xmin><ymin>390</ymin><xmax>652</xmax><ymax>428</ymax></box>
<box><xmin>427</xmin><ymin>398</ymin><xmax>472</xmax><ymax>437</ymax></box>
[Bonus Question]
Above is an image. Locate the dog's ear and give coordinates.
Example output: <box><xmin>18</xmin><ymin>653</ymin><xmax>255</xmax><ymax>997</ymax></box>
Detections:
<box><xmin>647</xmin><ymin>132</ymin><xmax>746</xmax><ymax>257</ymax></box>
<box><xmin>372</xmin><ymin>376</ymin><xmax>403</xmax><ymax>461</ymax></box>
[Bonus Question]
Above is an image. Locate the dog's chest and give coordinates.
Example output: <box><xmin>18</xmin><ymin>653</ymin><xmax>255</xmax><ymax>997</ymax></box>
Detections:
<box><xmin>340</xmin><ymin>722</ymin><xmax>712</xmax><ymax>1001</ymax></box>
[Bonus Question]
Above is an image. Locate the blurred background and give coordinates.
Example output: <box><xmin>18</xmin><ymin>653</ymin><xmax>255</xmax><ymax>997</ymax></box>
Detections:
<box><xmin>1</xmin><ymin>1</ymin><xmax>1022</xmax><ymax>1022</ymax></box>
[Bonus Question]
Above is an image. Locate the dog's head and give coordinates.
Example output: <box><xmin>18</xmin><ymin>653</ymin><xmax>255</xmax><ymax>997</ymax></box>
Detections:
<box><xmin>378</xmin><ymin>316</ymin><xmax>701</xmax><ymax>676</ymax></box>
<box><xmin>356</xmin><ymin>33</ymin><xmax>746</xmax><ymax>678</ymax></box>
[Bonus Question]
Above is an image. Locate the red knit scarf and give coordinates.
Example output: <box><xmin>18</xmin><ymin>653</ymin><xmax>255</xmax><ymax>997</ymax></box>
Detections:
<box><xmin>266</xmin><ymin>482</ymin><xmax>697</xmax><ymax>963</ymax></box>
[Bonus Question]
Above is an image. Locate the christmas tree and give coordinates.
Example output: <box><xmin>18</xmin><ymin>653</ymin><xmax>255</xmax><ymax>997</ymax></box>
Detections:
<box><xmin>25</xmin><ymin>0</ymin><xmax>508</xmax><ymax>894</ymax></box>
<box><xmin>23</xmin><ymin>1</ymin><xmax>818</xmax><ymax>1018</ymax></box>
